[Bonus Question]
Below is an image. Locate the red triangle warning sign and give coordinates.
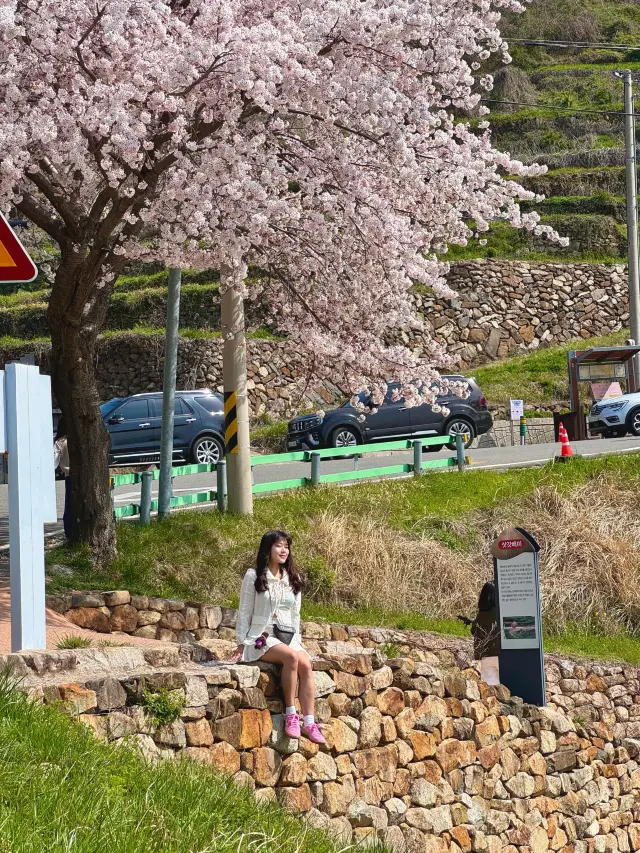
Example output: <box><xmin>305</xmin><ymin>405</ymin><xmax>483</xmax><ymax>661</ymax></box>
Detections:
<box><xmin>0</xmin><ymin>213</ymin><xmax>37</xmax><ymax>284</ymax></box>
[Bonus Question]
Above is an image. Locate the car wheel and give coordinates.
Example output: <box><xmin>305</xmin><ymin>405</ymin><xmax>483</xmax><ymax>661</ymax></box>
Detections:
<box><xmin>626</xmin><ymin>407</ymin><xmax>640</xmax><ymax>437</ymax></box>
<box><xmin>190</xmin><ymin>435</ymin><xmax>224</xmax><ymax>464</ymax></box>
<box><xmin>330</xmin><ymin>426</ymin><xmax>360</xmax><ymax>449</ymax></box>
<box><xmin>445</xmin><ymin>418</ymin><xmax>475</xmax><ymax>450</ymax></box>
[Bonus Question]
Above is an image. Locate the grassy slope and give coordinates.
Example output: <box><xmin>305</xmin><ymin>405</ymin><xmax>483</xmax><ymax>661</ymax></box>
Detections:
<box><xmin>49</xmin><ymin>452</ymin><xmax>640</xmax><ymax>665</ymax></box>
<box><xmin>469</xmin><ymin>329</ymin><xmax>627</xmax><ymax>408</ymax></box>
<box><xmin>0</xmin><ymin>676</ymin><xmax>374</xmax><ymax>853</ymax></box>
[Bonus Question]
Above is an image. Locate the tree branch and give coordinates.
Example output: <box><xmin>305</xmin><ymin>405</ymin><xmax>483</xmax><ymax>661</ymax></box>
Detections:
<box><xmin>26</xmin><ymin>168</ymin><xmax>83</xmax><ymax>238</ymax></box>
<box><xmin>74</xmin><ymin>4</ymin><xmax>107</xmax><ymax>83</ymax></box>
<box><xmin>15</xmin><ymin>191</ymin><xmax>67</xmax><ymax>246</ymax></box>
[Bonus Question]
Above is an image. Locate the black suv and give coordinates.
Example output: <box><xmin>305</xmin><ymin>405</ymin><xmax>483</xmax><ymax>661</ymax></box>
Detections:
<box><xmin>100</xmin><ymin>391</ymin><xmax>225</xmax><ymax>466</ymax></box>
<box><xmin>287</xmin><ymin>377</ymin><xmax>492</xmax><ymax>451</ymax></box>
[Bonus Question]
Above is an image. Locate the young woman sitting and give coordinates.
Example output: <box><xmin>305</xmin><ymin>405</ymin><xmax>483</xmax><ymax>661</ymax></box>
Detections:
<box><xmin>231</xmin><ymin>530</ymin><xmax>326</xmax><ymax>745</ymax></box>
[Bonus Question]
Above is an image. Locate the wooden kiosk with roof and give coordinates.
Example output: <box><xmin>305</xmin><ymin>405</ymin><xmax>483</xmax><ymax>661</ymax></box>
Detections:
<box><xmin>557</xmin><ymin>345</ymin><xmax>640</xmax><ymax>441</ymax></box>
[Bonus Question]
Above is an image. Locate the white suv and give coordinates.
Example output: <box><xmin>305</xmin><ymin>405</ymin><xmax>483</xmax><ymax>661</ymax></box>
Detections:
<box><xmin>588</xmin><ymin>392</ymin><xmax>640</xmax><ymax>439</ymax></box>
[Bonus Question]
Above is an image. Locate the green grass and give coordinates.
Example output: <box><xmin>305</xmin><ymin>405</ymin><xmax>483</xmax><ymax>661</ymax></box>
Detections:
<box><xmin>49</xmin><ymin>463</ymin><xmax>592</xmax><ymax>592</ymax></box>
<box><xmin>51</xmin><ymin>452</ymin><xmax>640</xmax><ymax>589</ymax></box>
<box><xmin>139</xmin><ymin>688</ymin><xmax>185</xmax><ymax>725</ymax></box>
<box><xmin>251</xmin><ymin>420</ymin><xmax>289</xmax><ymax>440</ymax></box>
<box><xmin>0</xmin><ymin>674</ymin><xmax>374</xmax><ymax>853</ymax></box>
<box><xmin>55</xmin><ymin>635</ymin><xmax>93</xmax><ymax>650</ymax></box>
<box><xmin>468</xmin><ymin>329</ymin><xmax>628</xmax><ymax>406</ymax></box>
<box><xmin>101</xmin><ymin>326</ymin><xmax>279</xmax><ymax>341</ymax></box>
<box><xmin>441</xmin><ymin>220</ymin><xmax>626</xmax><ymax>263</ymax></box>
<box><xmin>302</xmin><ymin>601</ymin><xmax>469</xmax><ymax>637</ymax></box>
<box><xmin>304</xmin><ymin>602</ymin><xmax>640</xmax><ymax>665</ymax></box>
<box><xmin>536</xmin><ymin>166</ymin><xmax>624</xmax><ymax>178</ymax></box>
<box><xmin>544</xmin><ymin>629</ymin><xmax>640</xmax><ymax>665</ymax></box>
<box><xmin>0</xmin><ymin>334</ymin><xmax>50</xmax><ymax>348</ymax></box>
<box><xmin>520</xmin><ymin>194</ymin><xmax>624</xmax><ymax>219</ymax></box>
<box><xmin>536</xmin><ymin>62</ymin><xmax>640</xmax><ymax>73</ymax></box>
<box><xmin>114</xmin><ymin>268</ymin><xmax>220</xmax><ymax>291</ymax></box>
<box><xmin>47</xmin><ymin>452</ymin><xmax>640</xmax><ymax>665</ymax></box>
<box><xmin>0</xmin><ymin>327</ymin><xmax>280</xmax><ymax>348</ymax></box>
<box><xmin>0</xmin><ymin>288</ymin><xmax>50</xmax><ymax>308</ymax></box>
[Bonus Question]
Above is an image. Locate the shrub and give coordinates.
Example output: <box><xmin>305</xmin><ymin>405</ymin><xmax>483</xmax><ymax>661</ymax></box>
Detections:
<box><xmin>139</xmin><ymin>689</ymin><xmax>185</xmax><ymax>726</ymax></box>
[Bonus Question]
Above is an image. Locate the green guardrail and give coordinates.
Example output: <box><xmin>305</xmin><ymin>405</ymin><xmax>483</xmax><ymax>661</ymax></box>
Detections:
<box><xmin>112</xmin><ymin>434</ymin><xmax>470</xmax><ymax>523</ymax></box>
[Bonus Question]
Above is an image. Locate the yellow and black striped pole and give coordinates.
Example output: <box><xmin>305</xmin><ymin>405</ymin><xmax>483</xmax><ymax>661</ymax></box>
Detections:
<box><xmin>224</xmin><ymin>391</ymin><xmax>238</xmax><ymax>455</ymax></box>
<box><xmin>221</xmin><ymin>262</ymin><xmax>253</xmax><ymax>514</ymax></box>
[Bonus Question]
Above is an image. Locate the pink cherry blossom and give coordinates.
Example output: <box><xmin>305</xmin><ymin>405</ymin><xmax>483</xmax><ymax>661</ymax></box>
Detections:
<box><xmin>0</xmin><ymin>0</ymin><xmax>560</xmax><ymax>419</ymax></box>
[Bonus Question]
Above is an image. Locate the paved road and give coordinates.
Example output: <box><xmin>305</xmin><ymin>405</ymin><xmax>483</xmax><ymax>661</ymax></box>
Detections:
<box><xmin>2</xmin><ymin>433</ymin><xmax>638</xmax><ymax>545</ymax></box>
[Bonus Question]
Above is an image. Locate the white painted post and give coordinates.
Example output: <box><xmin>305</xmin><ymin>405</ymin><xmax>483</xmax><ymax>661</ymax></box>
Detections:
<box><xmin>4</xmin><ymin>364</ymin><xmax>57</xmax><ymax>651</ymax></box>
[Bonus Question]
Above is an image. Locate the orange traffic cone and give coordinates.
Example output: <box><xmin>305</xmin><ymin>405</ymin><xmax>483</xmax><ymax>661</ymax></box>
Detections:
<box><xmin>557</xmin><ymin>421</ymin><xmax>574</xmax><ymax>462</ymax></box>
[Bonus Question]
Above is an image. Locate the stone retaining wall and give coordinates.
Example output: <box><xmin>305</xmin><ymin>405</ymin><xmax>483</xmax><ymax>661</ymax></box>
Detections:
<box><xmin>4</xmin><ymin>335</ymin><xmax>345</xmax><ymax>415</ymax></box>
<box><xmin>49</xmin><ymin>590</ymin><xmax>640</xmax><ymax>744</ymax></box>
<box><xmin>1</xmin><ymin>260</ymin><xmax>631</xmax><ymax>414</ymax></box>
<box><xmin>409</xmin><ymin>260</ymin><xmax>629</xmax><ymax>371</ymax></box>
<box><xmin>10</xmin><ymin>627</ymin><xmax>640</xmax><ymax>853</ymax></box>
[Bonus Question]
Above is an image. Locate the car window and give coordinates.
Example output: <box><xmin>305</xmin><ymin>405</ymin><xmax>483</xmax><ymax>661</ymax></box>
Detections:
<box><xmin>117</xmin><ymin>399</ymin><xmax>149</xmax><ymax>420</ymax></box>
<box><xmin>100</xmin><ymin>399</ymin><xmax>122</xmax><ymax>418</ymax></box>
<box><xmin>175</xmin><ymin>398</ymin><xmax>195</xmax><ymax>415</ymax></box>
<box><xmin>194</xmin><ymin>395</ymin><xmax>223</xmax><ymax>413</ymax></box>
<box><xmin>383</xmin><ymin>386</ymin><xmax>404</xmax><ymax>406</ymax></box>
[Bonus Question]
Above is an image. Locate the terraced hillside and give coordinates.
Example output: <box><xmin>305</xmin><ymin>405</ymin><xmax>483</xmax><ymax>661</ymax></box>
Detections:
<box><xmin>0</xmin><ymin>267</ymin><xmax>275</xmax><ymax>343</ymax></box>
<box><xmin>2</xmin><ymin>0</ymin><xmax>635</xmax><ymax>414</ymax></box>
<box><xmin>448</xmin><ymin>0</ymin><xmax>640</xmax><ymax>262</ymax></box>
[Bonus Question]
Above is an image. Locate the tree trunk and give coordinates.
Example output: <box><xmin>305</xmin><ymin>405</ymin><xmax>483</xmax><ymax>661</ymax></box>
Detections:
<box><xmin>48</xmin><ymin>254</ymin><xmax>118</xmax><ymax>563</ymax></box>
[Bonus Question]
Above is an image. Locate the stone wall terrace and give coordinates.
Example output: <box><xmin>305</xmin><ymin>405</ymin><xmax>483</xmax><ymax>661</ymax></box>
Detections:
<box><xmin>9</xmin><ymin>630</ymin><xmax>640</xmax><ymax>853</ymax></box>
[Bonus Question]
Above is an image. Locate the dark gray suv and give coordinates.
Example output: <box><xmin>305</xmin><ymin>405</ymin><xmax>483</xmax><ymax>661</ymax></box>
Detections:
<box><xmin>287</xmin><ymin>377</ymin><xmax>492</xmax><ymax>451</ymax></box>
<box><xmin>101</xmin><ymin>391</ymin><xmax>225</xmax><ymax>466</ymax></box>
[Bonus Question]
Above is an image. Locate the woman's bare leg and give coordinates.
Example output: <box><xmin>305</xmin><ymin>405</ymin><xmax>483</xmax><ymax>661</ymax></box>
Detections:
<box><xmin>296</xmin><ymin>651</ymin><xmax>315</xmax><ymax>717</ymax></box>
<box><xmin>260</xmin><ymin>644</ymin><xmax>299</xmax><ymax>708</ymax></box>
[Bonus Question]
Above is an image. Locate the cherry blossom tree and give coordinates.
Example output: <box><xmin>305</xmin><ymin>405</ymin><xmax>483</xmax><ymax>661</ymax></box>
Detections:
<box><xmin>0</xmin><ymin>0</ymin><xmax>557</xmax><ymax>559</ymax></box>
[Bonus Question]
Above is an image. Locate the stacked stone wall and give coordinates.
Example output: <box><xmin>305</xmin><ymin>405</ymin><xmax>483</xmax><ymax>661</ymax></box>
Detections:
<box><xmin>11</xmin><ymin>621</ymin><xmax>640</xmax><ymax>853</ymax></box>
<box><xmin>409</xmin><ymin>260</ymin><xmax>629</xmax><ymax>370</ymax></box>
<box><xmin>0</xmin><ymin>260</ymin><xmax>631</xmax><ymax>413</ymax></box>
<box><xmin>40</xmin><ymin>588</ymin><xmax>640</xmax><ymax>852</ymax></box>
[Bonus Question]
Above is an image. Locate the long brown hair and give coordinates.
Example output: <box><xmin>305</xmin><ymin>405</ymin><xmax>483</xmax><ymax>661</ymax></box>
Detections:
<box><xmin>255</xmin><ymin>530</ymin><xmax>304</xmax><ymax>594</ymax></box>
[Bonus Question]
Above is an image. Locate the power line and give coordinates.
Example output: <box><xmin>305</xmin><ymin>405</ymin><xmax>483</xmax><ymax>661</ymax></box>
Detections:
<box><xmin>480</xmin><ymin>98</ymin><xmax>627</xmax><ymax>117</ymax></box>
<box><xmin>508</xmin><ymin>39</ymin><xmax>640</xmax><ymax>51</ymax></box>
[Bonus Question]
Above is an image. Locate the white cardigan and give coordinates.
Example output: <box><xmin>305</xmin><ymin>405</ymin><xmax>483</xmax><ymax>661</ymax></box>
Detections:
<box><xmin>236</xmin><ymin>568</ymin><xmax>302</xmax><ymax>648</ymax></box>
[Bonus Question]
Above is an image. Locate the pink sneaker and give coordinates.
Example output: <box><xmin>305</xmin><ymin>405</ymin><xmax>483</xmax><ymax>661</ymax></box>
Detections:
<box><xmin>302</xmin><ymin>722</ymin><xmax>326</xmax><ymax>744</ymax></box>
<box><xmin>284</xmin><ymin>713</ymin><xmax>301</xmax><ymax>738</ymax></box>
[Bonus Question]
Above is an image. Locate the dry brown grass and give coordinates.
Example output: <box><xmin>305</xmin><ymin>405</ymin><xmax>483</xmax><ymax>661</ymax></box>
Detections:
<box><xmin>485</xmin><ymin>476</ymin><xmax>640</xmax><ymax>634</ymax></box>
<box><xmin>307</xmin><ymin>474</ymin><xmax>640</xmax><ymax>634</ymax></box>
<box><xmin>305</xmin><ymin>512</ymin><xmax>480</xmax><ymax>618</ymax></box>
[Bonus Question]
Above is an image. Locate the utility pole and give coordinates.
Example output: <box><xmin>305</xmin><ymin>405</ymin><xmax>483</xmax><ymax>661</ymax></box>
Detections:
<box><xmin>618</xmin><ymin>70</ymin><xmax>640</xmax><ymax>382</ymax></box>
<box><xmin>158</xmin><ymin>267</ymin><xmax>182</xmax><ymax>519</ymax></box>
<box><xmin>221</xmin><ymin>262</ymin><xmax>253</xmax><ymax>514</ymax></box>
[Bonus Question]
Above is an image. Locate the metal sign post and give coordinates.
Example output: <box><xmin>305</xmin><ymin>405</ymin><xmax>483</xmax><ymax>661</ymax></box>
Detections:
<box><xmin>0</xmin><ymin>225</ymin><xmax>51</xmax><ymax>650</ymax></box>
<box><xmin>510</xmin><ymin>400</ymin><xmax>523</xmax><ymax>446</ymax></box>
<box><xmin>1</xmin><ymin>364</ymin><xmax>57</xmax><ymax>651</ymax></box>
<box><xmin>491</xmin><ymin>528</ymin><xmax>546</xmax><ymax>706</ymax></box>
